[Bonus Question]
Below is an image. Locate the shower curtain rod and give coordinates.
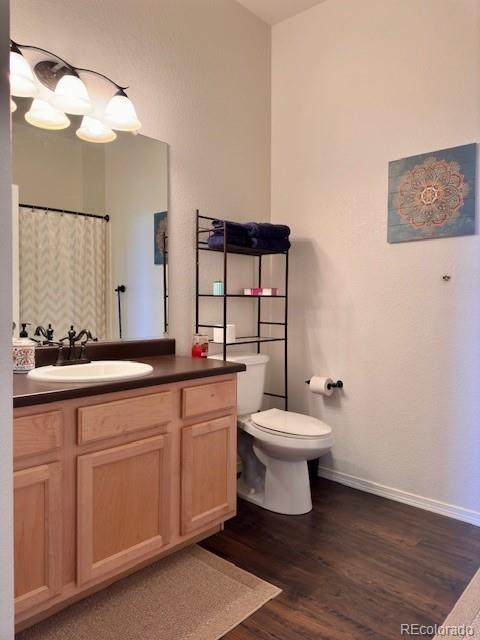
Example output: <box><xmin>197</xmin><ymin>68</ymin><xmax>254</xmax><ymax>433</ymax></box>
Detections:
<box><xmin>19</xmin><ymin>203</ymin><xmax>110</xmax><ymax>222</ymax></box>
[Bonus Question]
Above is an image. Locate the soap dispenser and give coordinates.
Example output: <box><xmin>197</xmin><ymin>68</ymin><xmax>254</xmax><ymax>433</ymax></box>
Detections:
<box><xmin>13</xmin><ymin>322</ymin><xmax>36</xmax><ymax>373</ymax></box>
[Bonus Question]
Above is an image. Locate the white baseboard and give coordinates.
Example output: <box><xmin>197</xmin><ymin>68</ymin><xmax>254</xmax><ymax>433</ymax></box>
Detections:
<box><xmin>318</xmin><ymin>465</ymin><xmax>480</xmax><ymax>527</ymax></box>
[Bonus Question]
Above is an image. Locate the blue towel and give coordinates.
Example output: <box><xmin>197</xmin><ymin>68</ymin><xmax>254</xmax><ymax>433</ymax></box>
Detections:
<box><xmin>212</xmin><ymin>220</ymin><xmax>250</xmax><ymax>239</ymax></box>
<box><xmin>212</xmin><ymin>229</ymin><xmax>246</xmax><ymax>241</ymax></box>
<box><xmin>245</xmin><ymin>222</ymin><xmax>290</xmax><ymax>240</ymax></box>
<box><xmin>211</xmin><ymin>229</ymin><xmax>248</xmax><ymax>247</ymax></box>
<box><xmin>250</xmin><ymin>237</ymin><xmax>291</xmax><ymax>252</ymax></box>
<box><xmin>210</xmin><ymin>219</ymin><xmax>291</xmax><ymax>252</ymax></box>
<box><xmin>208</xmin><ymin>235</ymin><xmax>248</xmax><ymax>250</ymax></box>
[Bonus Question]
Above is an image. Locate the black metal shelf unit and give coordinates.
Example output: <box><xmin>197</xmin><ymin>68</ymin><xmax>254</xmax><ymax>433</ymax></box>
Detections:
<box><xmin>163</xmin><ymin>232</ymin><xmax>169</xmax><ymax>334</ymax></box>
<box><xmin>195</xmin><ymin>210</ymin><xmax>289</xmax><ymax>410</ymax></box>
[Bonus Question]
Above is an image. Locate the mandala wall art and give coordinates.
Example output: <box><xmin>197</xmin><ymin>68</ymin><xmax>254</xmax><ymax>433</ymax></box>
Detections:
<box><xmin>154</xmin><ymin>211</ymin><xmax>168</xmax><ymax>265</ymax></box>
<box><xmin>387</xmin><ymin>143</ymin><xmax>476</xmax><ymax>243</ymax></box>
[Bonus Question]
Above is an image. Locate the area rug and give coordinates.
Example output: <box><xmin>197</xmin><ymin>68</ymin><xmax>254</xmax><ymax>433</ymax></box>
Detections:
<box><xmin>16</xmin><ymin>545</ymin><xmax>281</xmax><ymax>640</ymax></box>
<box><xmin>434</xmin><ymin>569</ymin><xmax>480</xmax><ymax>639</ymax></box>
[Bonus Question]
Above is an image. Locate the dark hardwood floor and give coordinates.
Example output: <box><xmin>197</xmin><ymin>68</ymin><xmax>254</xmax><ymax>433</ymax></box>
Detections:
<box><xmin>202</xmin><ymin>478</ymin><xmax>480</xmax><ymax>640</ymax></box>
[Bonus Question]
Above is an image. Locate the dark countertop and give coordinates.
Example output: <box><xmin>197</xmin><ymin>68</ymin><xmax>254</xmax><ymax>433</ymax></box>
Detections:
<box><xmin>13</xmin><ymin>355</ymin><xmax>246</xmax><ymax>408</ymax></box>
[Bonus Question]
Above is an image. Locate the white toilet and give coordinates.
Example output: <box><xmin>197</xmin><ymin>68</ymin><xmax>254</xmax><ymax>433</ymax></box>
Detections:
<box><xmin>210</xmin><ymin>353</ymin><xmax>333</xmax><ymax>515</ymax></box>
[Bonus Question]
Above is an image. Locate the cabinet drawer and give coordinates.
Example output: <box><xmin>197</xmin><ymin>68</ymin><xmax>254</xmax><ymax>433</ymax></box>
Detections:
<box><xmin>182</xmin><ymin>379</ymin><xmax>236</xmax><ymax>419</ymax></box>
<box><xmin>14</xmin><ymin>411</ymin><xmax>63</xmax><ymax>461</ymax></box>
<box><xmin>78</xmin><ymin>391</ymin><xmax>173</xmax><ymax>445</ymax></box>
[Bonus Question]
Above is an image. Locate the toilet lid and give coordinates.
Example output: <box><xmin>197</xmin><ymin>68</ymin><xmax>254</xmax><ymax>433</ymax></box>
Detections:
<box><xmin>251</xmin><ymin>409</ymin><xmax>332</xmax><ymax>438</ymax></box>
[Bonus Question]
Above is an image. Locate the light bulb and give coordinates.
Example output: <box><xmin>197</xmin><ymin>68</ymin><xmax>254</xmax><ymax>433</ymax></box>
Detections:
<box><xmin>10</xmin><ymin>48</ymin><xmax>38</xmax><ymax>98</ymax></box>
<box><xmin>51</xmin><ymin>73</ymin><xmax>92</xmax><ymax>115</ymax></box>
<box><xmin>76</xmin><ymin>115</ymin><xmax>117</xmax><ymax>143</ymax></box>
<box><xmin>25</xmin><ymin>98</ymin><xmax>70</xmax><ymax>130</ymax></box>
<box><xmin>10</xmin><ymin>99</ymin><xmax>17</xmax><ymax>113</ymax></box>
<box><xmin>103</xmin><ymin>90</ymin><xmax>141</xmax><ymax>132</ymax></box>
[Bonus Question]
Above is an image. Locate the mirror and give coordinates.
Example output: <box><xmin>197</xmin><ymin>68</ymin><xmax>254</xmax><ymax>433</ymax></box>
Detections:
<box><xmin>11</xmin><ymin>100</ymin><xmax>168</xmax><ymax>342</ymax></box>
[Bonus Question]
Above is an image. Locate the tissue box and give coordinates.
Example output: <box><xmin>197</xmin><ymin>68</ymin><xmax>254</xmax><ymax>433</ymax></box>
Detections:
<box><xmin>213</xmin><ymin>324</ymin><xmax>236</xmax><ymax>344</ymax></box>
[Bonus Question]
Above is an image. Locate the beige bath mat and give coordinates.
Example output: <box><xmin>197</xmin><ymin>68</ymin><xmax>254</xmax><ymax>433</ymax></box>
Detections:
<box><xmin>434</xmin><ymin>569</ymin><xmax>480</xmax><ymax>639</ymax></box>
<box><xmin>17</xmin><ymin>545</ymin><xmax>281</xmax><ymax>640</ymax></box>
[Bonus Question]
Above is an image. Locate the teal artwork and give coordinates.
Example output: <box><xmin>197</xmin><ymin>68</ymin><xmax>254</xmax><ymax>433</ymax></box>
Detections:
<box><xmin>154</xmin><ymin>211</ymin><xmax>168</xmax><ymax>265</ymax></box>
<box><xmin>388</xmin><ymin>144</ymin><xmax>476</xmax><ymax>243</ymax></box>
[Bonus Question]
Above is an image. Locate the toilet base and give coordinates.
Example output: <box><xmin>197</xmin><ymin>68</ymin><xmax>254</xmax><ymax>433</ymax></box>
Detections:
<box><xmin>237</xmin><ymin>481</ymin><xmax>268</xmax><ymax>510</ymax></box>
<box><xmin>237</xmin><ymin>453</ymin><xmax>313</xmax><ymax>516</ymax></box>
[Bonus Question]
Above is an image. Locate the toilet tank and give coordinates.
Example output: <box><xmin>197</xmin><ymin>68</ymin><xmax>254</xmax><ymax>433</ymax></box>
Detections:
<box><xmin>209</xmin><ymin>353</ymin><xmax>269</xmax><ymax>416</ymax></box>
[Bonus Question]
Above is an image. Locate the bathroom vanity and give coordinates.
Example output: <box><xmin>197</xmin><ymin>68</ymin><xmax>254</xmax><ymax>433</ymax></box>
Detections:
<box><xmin>9</xmin><ymin>66</ymin><xmax>252</xmax><ymax>631</ymax></box>
<box><xmin>13</xmin><ymin>340</ymin><xmax>245</xmax><ymax>630</ymax></box>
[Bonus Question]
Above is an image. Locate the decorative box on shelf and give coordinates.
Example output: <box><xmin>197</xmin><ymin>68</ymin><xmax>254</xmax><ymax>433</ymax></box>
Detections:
<box><xmin>243</xmin><ymin>288</ymin><xmax>278</xmax><ymax>296</ymax></box>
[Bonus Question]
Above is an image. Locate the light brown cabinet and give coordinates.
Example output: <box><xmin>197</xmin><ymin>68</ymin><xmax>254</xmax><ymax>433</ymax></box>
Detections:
<box><xmin>181</xmin><ymin>415</ymin><xmax>236</xmax><ymax>534</ymax></box>
<box><xmin>77</xmin><ymin>434</ymin><xmax>171</xmax><ymax>585</ymax></box>
<box><xmin>13</xmin><ymin>373</ymin><xmax>237</xmax><ymax>631</ymax></box>
<box><xmin>14</xmin><ymin>462</ymin><xmax>62</xmax><ymax>615</ymax></box>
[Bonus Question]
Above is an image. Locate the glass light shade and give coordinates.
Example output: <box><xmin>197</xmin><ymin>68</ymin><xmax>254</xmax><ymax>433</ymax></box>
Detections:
<box><xmin>10</xmin><ymin>50</ymin><xmax>38</xmax><ymax>98</ymax></box>
<box><xmin>25</xmin><ymin>99</ymin><xmax>70</xmax><ymax>130</ymax></box>
<box><xmin>10</xmin><ymin>99</ymin><xmax>17</xmax><ymax>113</ymax></box>
<box><xmin>51</xmin><ymin>74</ymin><xmax>92</xmax><ymax>115</ymax></box>
<box><xmin>76</xmin><ymin>116</ymin><xmax>117</xmax><ymax>143</ymax></box>
<box><xmin>103</xmin><ymin>93</ymin><xmax>141</xmax><ymax>132</ymax></box>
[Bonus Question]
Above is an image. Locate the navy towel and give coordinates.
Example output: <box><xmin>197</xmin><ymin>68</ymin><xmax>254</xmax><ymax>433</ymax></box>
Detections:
<box><xmin>208</xmin><ymin>235</ymin><xmax>248</xmax><ymax>250</ymax></box>
<box><xmin>250</xmin><ymin>237</ymin><xmax>291</xmax><ymax>252</ymax></box>
<box><xmin>210</xmin><ymin>219</ymin><xmax>291</xmax><ymax>252</ymax></box>
<box><xmin>211</xmin><ymin>229</ymin><xmax>248</xmax><ymax>246</ymax></box>
<box><xmin>212</xmin><ymin>219</ymin><xmax>250</xmax><ymax>239</ymax></box>
<box><xmin>245</xmin><ymin>222</ymin><xmax>291</xmax><ymax>240</ymax></box>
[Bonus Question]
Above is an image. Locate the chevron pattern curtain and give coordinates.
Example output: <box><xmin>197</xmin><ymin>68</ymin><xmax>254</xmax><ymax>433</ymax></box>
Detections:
<box><xmin>19</xmin><ymin>207</ymin><xmax>108</xmax><ymax>340</ymax></box>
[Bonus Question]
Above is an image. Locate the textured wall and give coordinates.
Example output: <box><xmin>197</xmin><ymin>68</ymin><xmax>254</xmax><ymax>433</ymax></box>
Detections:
<box><xmin>0</xmin><ymin>0</ymin><xmax>14</xmax><ymax>634</ymax></box>
<box><xmin>11</xmin><ymin>0</ymin><xmax>271</xmax><ymax>354</ymax></box>
<box><xmin>272</xmin><ymin>0</ymin><xmax>480</xmax><ymax>518</ymax></box>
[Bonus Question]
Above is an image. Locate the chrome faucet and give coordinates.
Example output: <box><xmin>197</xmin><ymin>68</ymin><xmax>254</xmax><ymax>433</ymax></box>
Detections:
<box><xmin>54</xmin><ymin>325</ymin><xmax>98</xmax><ymax>367</ymax></box>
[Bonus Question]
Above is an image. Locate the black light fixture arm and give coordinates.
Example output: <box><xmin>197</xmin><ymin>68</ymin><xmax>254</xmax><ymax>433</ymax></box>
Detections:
<box><xmin>71</xmin><ymin>67</ymin><xmax>128</xmax><ymax>92</ymax></box>
<box><xmin>11</xmin><ymin>39</ymin><xmax>128</xmax><ymax>91</ymax></box>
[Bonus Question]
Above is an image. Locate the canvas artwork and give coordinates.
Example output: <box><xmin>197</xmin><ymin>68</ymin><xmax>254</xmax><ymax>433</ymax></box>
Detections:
<box><xmin>154</xmin><ymin>211</ymin><xmax>168</xmax><ymax>265</ymax></box>
<box><xmin>387</xmin><ymin>143</ymin><xmax>476</xmax><ymax>243</ymax></box>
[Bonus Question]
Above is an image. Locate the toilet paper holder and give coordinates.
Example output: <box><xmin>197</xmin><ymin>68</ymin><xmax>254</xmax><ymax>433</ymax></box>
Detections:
<box><xmin>305</xmin><ymin>379</ymin><xmax>344</xmax><ymax>390</ymax></box>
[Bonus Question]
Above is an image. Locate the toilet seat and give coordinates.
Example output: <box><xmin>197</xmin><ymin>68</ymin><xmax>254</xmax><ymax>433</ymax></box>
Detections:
<box><xmin>249</xmin><ymin>408</ymin><xmax>332</xmax><ymax>440</ymax></box>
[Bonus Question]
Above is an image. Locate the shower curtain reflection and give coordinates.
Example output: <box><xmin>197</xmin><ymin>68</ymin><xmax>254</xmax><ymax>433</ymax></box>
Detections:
<box><xmin>19</xmin><ymin>206</ymin><xmax>108</xmax><ymax>340</ymax></box>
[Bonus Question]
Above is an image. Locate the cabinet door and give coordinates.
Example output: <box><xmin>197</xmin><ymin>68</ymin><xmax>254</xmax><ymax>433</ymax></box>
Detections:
<box><xmin>77</xmin><ymin>435</ymin><xmax>171</xmax><ymax>585</ymax></box>
<box><xmin>14</xmin><ymin>463</ymin><xmax>62</xmax><ymax>615</ymax></box>
<box><xmin>181</xmin><ymin>415</ymin><xmax>236</xmax><ymax>534</ymax></box>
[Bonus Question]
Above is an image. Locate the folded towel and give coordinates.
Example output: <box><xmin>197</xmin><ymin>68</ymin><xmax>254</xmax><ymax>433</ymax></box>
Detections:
<box><xmin>208</xmin><ymin>235</ymin><xmax>248</xmax><ymax>250</ymax></box>
<box><xmin>211</xmin><ymin>229</ymin><xmax>249</xmax><ymax>247</ymax></box>
<box><xmin>249</xmin><ymin>237</ymin><xmax>291</xmax><ymax>252</ymax></box>
<box><xmin>245</xmin><ymin>222</ymin><xmax>290</xmax><ymax>240</ymax></box>
<box><xmin>209</xmin><ymin>219</ymin><xmax>291</xmax><ymax>252</ymax></box>
<box><xmin>212</xmin><ymin>220</ymin><xmax>250</xmax><ymax>239</ymax></box>
<box><xmin>212</xmin><ymin>228</ymin><xmax>247</xmax><ymax>241</ymax></box>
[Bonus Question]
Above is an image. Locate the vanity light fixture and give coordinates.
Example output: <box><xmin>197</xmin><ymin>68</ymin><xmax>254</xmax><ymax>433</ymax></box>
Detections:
<box><xmin>51</xmin><ymin>72</ymin><xmax>93</xmax><ymax>115</ymax></box>
<box><xmin>103</xmin><ymin>89</ymin><xmax>141</xmax><ymax>132</ymax></box>
<box><xmin>10</xmin><ymin>98</ymin><xmax>17</xmax><ymax>113</ymax></box>
<box><xmin>76</xmin><ymin>115</ymin><xmax>117</xmax><ymax>143</ymax></box>
<box><xmin>9</xmin><ymin>42</ymin><xmax>38</xmax><ymax>98</ymax></box>
<box><xmin>25</xmin><ymin>98</ymin><xmax>71</xmax><ymax>130</ymax></box>
<box><xmin>9</xmin><ymin>39</ymin><xmax>141</xmax><ymax>142</ymax></box>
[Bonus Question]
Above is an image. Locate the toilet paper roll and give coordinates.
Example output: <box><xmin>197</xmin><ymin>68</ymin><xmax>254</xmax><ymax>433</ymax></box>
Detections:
<box><xmin>309</xmin><ymin>376</ymin><xmax>334</xmax><ymax>397</ymax></box>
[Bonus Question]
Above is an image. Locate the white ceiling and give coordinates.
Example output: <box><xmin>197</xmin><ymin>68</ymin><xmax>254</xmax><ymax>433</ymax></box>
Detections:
<box><xmin>236</xmin><ymin>0</ymin><xmax>326</xmax><ymax>25</ymax></box>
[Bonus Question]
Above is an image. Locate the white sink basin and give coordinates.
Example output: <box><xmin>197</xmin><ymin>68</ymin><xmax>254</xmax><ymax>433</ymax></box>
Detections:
<box><xmin>27</xmin><ymin>360</ymin><xmax>154</xmax><ymax>383</ymax></box>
